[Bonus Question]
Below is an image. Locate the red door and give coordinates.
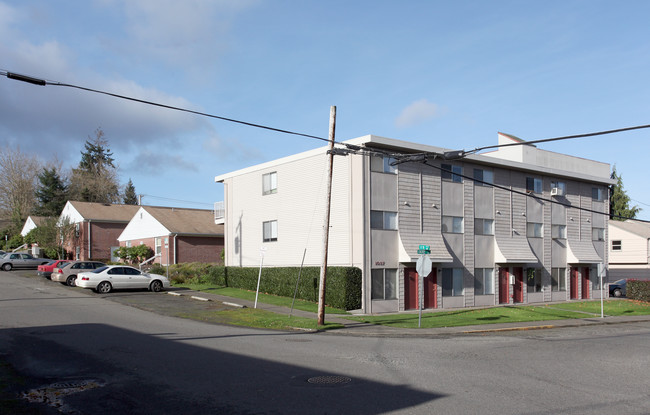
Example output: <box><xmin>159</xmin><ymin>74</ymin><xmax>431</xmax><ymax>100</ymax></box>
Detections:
<box><xmin>570</xmin><ymin>268</ymin><xmax>579</xmax><ymax>299</ymax></box>
<box><xmin>423</xmin><ymin>269</ymin><xmax>437</xmax><ymax>309</ymax></box>
<box><xmin>581</xmin><ymin>267</ymin><xmax>590</xmax><ymax>299</ymax></box>
<box><xmin>513</xmin><ymin>267</ymin><xmax>524</xmax><ymax>303</ymax></box>
<box><xmin>404</xmin><ymin>268</ymin><xmax>418</xmax><ymax>310</ymax></box>
<box><xmin>498</xmin><ymin>268</ymin><xmax>510</xmax><ymax>304</ymax></box>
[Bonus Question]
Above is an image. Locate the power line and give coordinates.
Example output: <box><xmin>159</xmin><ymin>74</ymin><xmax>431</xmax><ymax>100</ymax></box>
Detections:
<box><xmin>140</xmin><ymin>194</ymin><xmax>213</xmax><ymax>207</ymax></box>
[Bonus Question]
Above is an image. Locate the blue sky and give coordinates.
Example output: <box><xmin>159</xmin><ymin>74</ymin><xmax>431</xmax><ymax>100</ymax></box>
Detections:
<box><xmin>2</xmin><ymin>0</ymin><xmax>650</xmax><ymax>219</ymax></box>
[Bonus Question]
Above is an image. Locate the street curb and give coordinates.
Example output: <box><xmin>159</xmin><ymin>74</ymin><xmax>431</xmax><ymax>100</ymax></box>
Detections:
<box><xmin>463</xmin><ymin>325</ymin><xmax>556</xmax><ymax>334</ymax></box>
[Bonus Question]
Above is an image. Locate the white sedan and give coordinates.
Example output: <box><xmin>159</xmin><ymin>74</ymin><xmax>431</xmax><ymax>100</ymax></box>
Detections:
<box><xmin>76</xmin><ymin>265</ymin><xmax>171</xmax><ymax>293</ymax></box>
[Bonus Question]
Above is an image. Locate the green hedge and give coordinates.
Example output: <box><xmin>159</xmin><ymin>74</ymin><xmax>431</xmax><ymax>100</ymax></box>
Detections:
<box><xmin>627</xmin><ymin>280</ymin><xmax>650</xmax><ymax>302</ymax></box>
<box><xmin>156</xmin><ymin>263</ymin><xmax>362</xmax><ymax>310</ymax></box>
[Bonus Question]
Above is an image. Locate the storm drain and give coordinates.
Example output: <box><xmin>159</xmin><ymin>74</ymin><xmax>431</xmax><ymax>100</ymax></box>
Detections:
<box><xmin>22</xmin><ymin>379</ymin><xmax>105</xmax><ymax>412</ymax></box>
<box><xmin>307</xmin><ymin>375</ymin><xmax>352</xmax><ymax>385</ymax></box>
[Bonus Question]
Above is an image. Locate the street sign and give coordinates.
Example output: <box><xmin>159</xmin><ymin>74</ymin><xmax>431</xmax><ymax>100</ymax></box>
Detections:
<box><xmin>417</xmin><ymin>249</ymin><xmax>431</xmax><ymax>254</ymax></box>
<box><xmin>418</xmin><ymin>245</ymin><xmax>430</xmax><ymax>250</ymax></box>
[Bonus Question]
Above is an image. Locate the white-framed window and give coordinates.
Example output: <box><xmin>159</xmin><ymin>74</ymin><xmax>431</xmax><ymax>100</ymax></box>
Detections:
<box><xmin>370</xmin><ymin>210</ymin><xmax>398</xmax><ymax>230</ymax></box>
<box><xmin>551</xmin><ymin>224</ymin><xmax>566</xmax><ymax>239</ymax></box>
<box><xmin>526</xmin><ymin>177</ymin><xmax>543</xmax><ymax>194</ymax></box>
<box><xmin>154</xmin><ymin>237</ymin><xmax>162</xmax><ymax>255</ymax></box>
<box><xmin>551</xmin><ymin>268</ymin><xmax>566</xmax><ymax>292</ymax></box>
<box><xmin>263</xmin><ymin>220</ymin><xmax>278</xmax><ymax>242</ymax></box>
<box><xmin>442</xmin><ymin>268</ymin><xmax>464</xmax><ymax>296</ymax></box>
<box><xmin>75</xmin><ymin>246</ymin><xmax>80</xmax><ymax>261</ymax></box>
<box><xmin>370</xmin><ymin>155</ymin><xmax>397</xmax><ymax>174</ymax></box>
<box><xmin>612</xmin><ymin>240</ymin><xmax>621</xmax><ymax>251</ymax></box>
<box><xmin>474</xmin><ymin>268</ymin><xmax>494</xmax><ymax>295</ymax></box>
<box><xmin>473</xmin><ymin>169</ymin><xmax>494</xmax><ymax>186</ymax></box>
<box><xmin>442</xmin><ymin>164</ymin><xmax>462</xmax><ymax>182</ymax></box>
<box><xmin>527</xmin><ymin>222</ymin><xmax>543</xmax><ymax>238</ymax></box>
<box><xmin>592</xmin><ymin>187</ymin><xmax>604</xmax><ymax>201</ymax></box>
<box><xmin>474</xmin><ymin>218</ymin><xmax>494</xmax><ymax>235</ymax></box>
<box><xmin>550</xmin><ymin>180</ymin><xmax>566</xmax><ymax>195</ymax></box>
<box><xmin>371</xmin><ymin>269</ymin><xmax>397</xmax><ymax>300</ymax></box>
<box><xmin>262</xmin><ymin>172</ymin><xmax>277</xmax><ymax>195</ymax></box>
<box><xmin>527</xmin><ymin>268</ymin><xmax>542</xmax><ymax>293</ymax></box>
<box><xmin>442</xmin><ymin>216</ymin><xmax>464</xmax><ymax>233</ymax></box>
<box><xmin>126</xmin><ymin>241</ymin><xmax>132</xmax><ymax>248</ymax></box>
<box><xmin>592</xmin><ymin>227</ymin><xmax>605</xmax><ymax>241</ymax></box>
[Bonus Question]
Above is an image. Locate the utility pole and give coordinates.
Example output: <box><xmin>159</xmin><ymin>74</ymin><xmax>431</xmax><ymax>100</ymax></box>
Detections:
<box><xmin>318</xmin><ymin>106</ymin><xmax>336</xmax><ymax>326</ymax></box>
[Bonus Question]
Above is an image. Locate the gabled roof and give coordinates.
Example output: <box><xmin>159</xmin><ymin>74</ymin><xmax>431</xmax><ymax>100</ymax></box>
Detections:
<box><xmin>609</xmin><ymin>220</ymin><xmax>650</xmax><ymax>239</ymax></box>
<box><xmin>65</xmin><ymin>201</ymin><xmax>140</xmax><ymax>222</ymax></box>
<box><xmin>142</xmin><ymin>206</ymin><xmax>223</xmax><ymax>236</ymax></box>
<box><xmin>27</xmin><ymin>216</ymin><xmax>48</xmax><ymax>226</ymax></box>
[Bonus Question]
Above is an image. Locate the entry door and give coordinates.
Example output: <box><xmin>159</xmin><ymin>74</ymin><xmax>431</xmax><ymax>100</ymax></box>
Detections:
<box><xmin>581</xmin><ymin>267</ymin><xmax>590</xmax><ymax>299</ymax></box>
<box><xmin>498</xmin><ymin>268</ymin><xmax>510</xmax><ymax>304</ymax></box>
<box><xmin>570</xmin><ymin>268</ymin><xmax>579</xmax><ymax>299</ymax></box>
<box><xmin>513</xmin><ymin>267</ymin><xmax>524</xmax><ymax>303</ymax></box>
<box><xmin>423</xmin><ymin>269</ymin><xmax>437</xmax><ymax>309</ymax></box>
<box><xmin>404</xmin><ymin>268</ymin><xmax>418</xmax><ymax>310</ymax></box>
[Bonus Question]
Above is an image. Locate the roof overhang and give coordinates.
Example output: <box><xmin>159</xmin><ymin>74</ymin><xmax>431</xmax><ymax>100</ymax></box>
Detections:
<box><xmin>495</xmin><ymin>237</ymin><xmax>538</xmax><ymax>264</ymax></box>
<box><xmin>567</xmin><ymin>240</ymin><xmax>603</xmax><ymax>264</ymax></box>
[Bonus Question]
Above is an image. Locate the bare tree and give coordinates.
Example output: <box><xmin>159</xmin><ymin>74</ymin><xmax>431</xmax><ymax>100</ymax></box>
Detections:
<box><xmin>0</xmin><ymin>146</ymin><xmax>41</xmax><ymax>227</ymax></box>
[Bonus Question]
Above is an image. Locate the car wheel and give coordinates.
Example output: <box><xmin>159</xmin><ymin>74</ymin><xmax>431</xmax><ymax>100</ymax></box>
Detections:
<box><xmin>613</xmin><ymin>288</ymin><xmax>622</xmax><ymax>297</ymax></box>
<box><xmin>2</xmin><ymin>263</ymin><xmax>12</xmax><ymax>271</ymax></box>
<box><xmin>150</xmin><ymin>280</ymin><xmax>163</xmax><ymax>292</ymax></box>
<box><xmin>97</xmin><ymin>281</ymin><xmax>112</xmax><ymax>294</ymax></box>
<box><xmin>66</xmin><ymin>275</ymin><xmax>77</xmax><ymax>287</ymax></box>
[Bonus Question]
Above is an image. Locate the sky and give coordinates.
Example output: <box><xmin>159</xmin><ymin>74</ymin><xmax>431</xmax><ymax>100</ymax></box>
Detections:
<box><xmin>2</xmin><ymin>0</ymin><xmax>650</xmax><ymax>219</ymax></box>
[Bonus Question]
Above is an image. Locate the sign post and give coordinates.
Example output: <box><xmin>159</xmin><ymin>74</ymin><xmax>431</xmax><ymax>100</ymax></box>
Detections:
<box><xmin>416</xmin><ymin>253</ymin><xmax>432</xmax><ymax>328</ymax></box>
<box><xmin>254</xmin><ymin>247</ymin><xmax>267</xmax><ymax>308</ymax></box>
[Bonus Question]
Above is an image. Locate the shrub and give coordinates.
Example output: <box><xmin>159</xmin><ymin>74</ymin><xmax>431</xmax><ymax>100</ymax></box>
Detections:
<box><xmin>627</xmin><ymin>280</ymin><xmax>650</xmax><ymax>302</ymax></box>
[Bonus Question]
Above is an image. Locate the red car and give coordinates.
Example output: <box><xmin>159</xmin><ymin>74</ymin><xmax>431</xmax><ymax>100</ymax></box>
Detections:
<box><xmin>37</xmin><ymin>260</ymin><xmax>70</xmax><ymax>279</ymax></box>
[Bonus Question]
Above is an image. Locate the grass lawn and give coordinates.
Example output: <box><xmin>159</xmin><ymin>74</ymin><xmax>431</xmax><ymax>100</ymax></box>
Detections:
<box><xmin>344</xmin><ymin>300</ymin><xmax>650</xmax><ymax>329</ymax></box>
<box><xmin>173</xmin><ymin>283</ymin><xmax>349</xmax><ymax>315</ymax></box>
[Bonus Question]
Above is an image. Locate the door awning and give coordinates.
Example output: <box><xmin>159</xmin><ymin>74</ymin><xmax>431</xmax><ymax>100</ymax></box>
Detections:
<box><xmin>567</xmin><ymin>240</ymin><xmax>602</xmax><ymax>264</ymax></box>
<box><xmin>405</xmin><ymin>233</ymin><xmax>453</xmax><ymax>263</ymax></box>
<box><xmin>495</xmin><ymin>237</ymin><xmax>538</xmax><ymax>264</ymax></box>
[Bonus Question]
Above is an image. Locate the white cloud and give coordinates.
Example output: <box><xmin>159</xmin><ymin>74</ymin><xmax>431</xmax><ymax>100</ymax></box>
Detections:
<box><xmin>395</xmin><ymin>99</ymin><xmax>442</xmax><ymax>128</ymax></box>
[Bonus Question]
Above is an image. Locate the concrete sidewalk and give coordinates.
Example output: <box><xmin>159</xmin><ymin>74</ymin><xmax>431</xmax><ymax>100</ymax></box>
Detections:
<box><xmin>168</xmin><ymin>287</ymin><xmax>650</xmax><ymax>337</ymax></box>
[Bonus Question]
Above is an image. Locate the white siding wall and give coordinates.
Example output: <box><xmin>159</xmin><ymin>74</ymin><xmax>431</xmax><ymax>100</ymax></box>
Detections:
<box><xmin>609</xmin><ymin>226</ymin><xmax>648</xmax><ymax>264</ymax></box>
<box><xmin>118</xmin><ymin>208</ymin><xmax>169</xmax><ymax>241</ymax></box>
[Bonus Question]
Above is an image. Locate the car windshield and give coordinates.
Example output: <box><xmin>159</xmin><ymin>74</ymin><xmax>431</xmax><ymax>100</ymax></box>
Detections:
<box><xmin>92</xmin><ymin>266</ymin><xmax>109</xmax><ymax>273</ymax></box>
<box><xmin>613</xmin><ymin>279</ymin><xmax>626</xmax><ymax>285</ymax></box>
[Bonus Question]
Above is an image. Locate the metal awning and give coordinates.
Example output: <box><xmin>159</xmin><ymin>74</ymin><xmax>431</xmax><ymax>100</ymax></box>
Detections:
<box><xmin>567</xmin><ymin>240</ymin><xmax>602</xmax><ymax>264</ymax></box>
<box><xmin>405</xmin><ymin>233</ymin><xmax>453</xmax><ymax>263</ymax></box>
<box><xmin>494</xmin><ymin>237</ymin><xmax>538</xmax><ymax>264</ymax></box>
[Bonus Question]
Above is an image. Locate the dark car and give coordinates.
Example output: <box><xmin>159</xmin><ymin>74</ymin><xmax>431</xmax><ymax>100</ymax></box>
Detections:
<box><xmin>609</xmin><ymin>279</ymin><xmax>627</xmax><ymax>297</ymax></box>
<box><xmin>0</xmin><ymin>253</ymin><xmax>50</xmax><ymax>271</ymax></box>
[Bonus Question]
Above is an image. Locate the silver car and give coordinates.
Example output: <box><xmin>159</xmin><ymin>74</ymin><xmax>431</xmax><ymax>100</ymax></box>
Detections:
<box><xmin>76</xmin><ymin>265</ymin><xmax>170</xmax><ymax>293</ymax></box>
<box><xmin>0</xmin><ymin>253</ymin><xmax>50</xmax><ymax>271</ymax></box>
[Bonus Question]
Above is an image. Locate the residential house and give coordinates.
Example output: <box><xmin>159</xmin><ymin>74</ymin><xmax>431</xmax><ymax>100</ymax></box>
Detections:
<box><xmin>59</xmin><ymin>201</ymin><xmax>140</xmax><ymax>261</ymax></box>
<box><xmin>215</xmin><ymin>133</ymin><xmax>614</xmax><ymax>313</ymax></box>
<box><xmin>20</xmin><ymin>215</ymin><xmax>47</xmax><ymax>237</ymax></box>
<box><xmin>608</xmin><ymin>219</ymin><xmax>650</xmax><ymax>281</ymax></box>
<box><xmin>117</xmin><ymin>206</ymin><xmax>224</xmax><ymax>265</ymax></box>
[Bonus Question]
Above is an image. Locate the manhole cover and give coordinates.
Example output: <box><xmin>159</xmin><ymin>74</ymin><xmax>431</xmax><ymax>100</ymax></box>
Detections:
<box><xmin>307</xmin><ymin>375</ymin><xmax>352</xmax><ymax>385</ymax></box>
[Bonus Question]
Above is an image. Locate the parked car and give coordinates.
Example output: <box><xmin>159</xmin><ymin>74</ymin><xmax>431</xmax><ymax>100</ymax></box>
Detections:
<box><xmin>51</xmin><ymin>261</ymin><xmax>106</xmax><ymax>287</ymax></box>
<box><xmin>76</xmin><ymin>265</ymin><xmax>170</xmax><ymax>293</ymax></box>
<box><xmin>37</xmin><ymin>260</ymin><xmax>70</xmax><ymax>279</ymax></box>
<box><xmin>0</xmin><ymin>253</ymin><xmax>50</xmax><ymax>271</ymax></box>
<box><xmin>609</xmin><ymin>279</ymin><xmax>627</xmax><ymax>297</ymax></box>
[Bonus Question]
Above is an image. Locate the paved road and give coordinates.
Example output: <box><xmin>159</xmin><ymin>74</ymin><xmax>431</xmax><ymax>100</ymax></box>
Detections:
<box><xmin>2</xmin><ymin>272</ymin><xmax>649</xmax><ymax>414</ymax></box>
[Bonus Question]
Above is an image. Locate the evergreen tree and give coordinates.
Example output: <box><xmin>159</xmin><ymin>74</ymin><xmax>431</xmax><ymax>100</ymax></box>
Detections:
<box><xmin>69</xmin><ymin>128</ymin><xmax>120</xmax><ymax>204</ymax></box>
<box><xmin>33</xmin><ymin>167</ymin><xmax>68</xmax><ymax>217</ymax></box>
<box><xmin>610</xmin><ymin>166</ymin><xmax>641</xmax><ymax>221</ymax></box>
<box><xmin>123</xmin><ymin>179</ymin><xmax>138</xmax><ymax>205</ymax></box>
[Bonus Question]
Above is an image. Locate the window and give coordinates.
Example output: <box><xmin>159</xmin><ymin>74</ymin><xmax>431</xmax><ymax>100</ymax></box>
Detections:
<box><xmin>611</xmin><ymin>240</ymin><xmax>621</xmax><ymax>251</ymax></box>
<box><xmin>370</xmin><ymin>155</ymin><xmax>397</xmax><ymax>174</ymax></box>
<box><xmin>370</xmin><ymin>211</ymin><xmax>397</xmax><ymax>230</ymax></box>
<box><xmin>126</xmin><ymin>241</ymin><xmax>132</xmax><ymax>248</ymax></box>
<box><xmin>551</xmin><ymin>224</ymin><xmax>566</xmax><ymax>239</ymax></box>
<box><xmin>551</xmin><ymin>268</ymin><xmax>566</xmax><ymax>292</ymax></box>
<box><xmin>442</xmin><ymin>268</ymin><xmax>464</xmax><ymax>296</ymax></box>
<box><xmin>527</xmin><ymin>222</ymin><xmax>543</xmax><ymax>238</ymax></box>
<box><xmin>263</xmin><ymin>220</ymin><xmax>278</xmax><ymax>242</ymax></box>
<box><xmin>473</xmin><ymin>169</ymin><xmax>494</xmax><ymax>186</ymax></box>
<box><xmin>592</xmin><ymin>228</ymin><xmax>605</xmax><ymax>241</ymax></box>
<box><xmin>441</xmin><ymin>164</ymin><xmax>462</xmax><ymax>182</ymax></box>
<box><xmin>154</xmin><ymin>237</ymin><xmax>162</xmax><ymax>255</ymax></box>
<box><xmin>442</xmin><ymin>216</ymin><xmax>464</xmax><ymax>233</ymax></box>
<box><xmin>371</xmin><ymin>269</ymin><xmax>397</xmax><ymax>300</ymax></box>
<box><xmin>592</xmin><ymin>187</ymin><xmax>604</xmax><ymax>201</ymax></box>
<box><xmin>262</xmin><ymin>172</ymin><xmax>277</xmax><ymax>195</ymax></box>
<box><xmin>550</xmin><ymin>181</ymin><xmax>566</xmax><ymax>195</ymax></box>
<box><xmin>474</xmin><ymin>218</ymin><xmax>494</xmax><ymax>235</ymax></box>
<box><xmin>526</xmin><ymin>177</ymin><xmax>542</xmax><ymax>194</ymax></box>
<box><xmin>474</xmin><ymin>268</ymin><xmax>494</xmax><ymax>295</ymax></box>
<box><xmin>527</xmin><ymin>268</ymin><xmax>542</xmax><ymax>293</ymax></box>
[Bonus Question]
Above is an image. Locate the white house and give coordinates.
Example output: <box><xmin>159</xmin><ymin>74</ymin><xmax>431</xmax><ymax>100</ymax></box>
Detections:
<box><xmin>21</xmin><ymin>215</ymin><xmax>47</xmax><ymax>237</ymax></box>
<box><xmin>215</xmin><ymin>134</ymin><xmax>614</xmax><ymax>313</ymax></box>
<box><xmin>608</xmin><ymin>219</ymin><xmax>650</xmax><ymax>281</ymax></box>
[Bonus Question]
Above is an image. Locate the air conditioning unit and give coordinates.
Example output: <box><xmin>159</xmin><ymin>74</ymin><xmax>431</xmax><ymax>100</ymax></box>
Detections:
<box><xmin>550</xmin><ymin>187</ymin><xmax>564</xmax><ymax>197</ymax></box>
